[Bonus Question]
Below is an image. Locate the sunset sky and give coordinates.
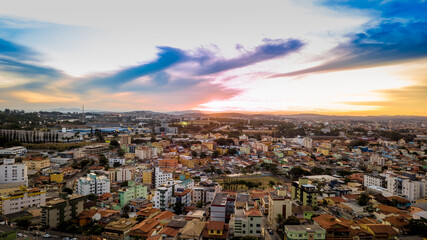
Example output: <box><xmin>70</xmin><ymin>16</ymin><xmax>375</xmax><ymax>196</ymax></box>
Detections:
<box><xmin>0</xmin><ymin>0</ymin><xmax>426</xmax><ymax>115</ymax></box>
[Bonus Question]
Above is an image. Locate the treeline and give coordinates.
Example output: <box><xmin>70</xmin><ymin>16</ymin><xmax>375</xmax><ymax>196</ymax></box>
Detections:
<box><xmin>222</xmin><ymin>178</ymin><xmax>262</xmax><ymax>190</ymax></box>
<box><xmin>0</xmin><ymin>129</ymin><xmax>59</xmax><ymax>143</ymax></box>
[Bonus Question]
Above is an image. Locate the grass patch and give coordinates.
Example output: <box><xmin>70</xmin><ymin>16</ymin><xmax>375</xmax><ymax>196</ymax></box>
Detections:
<box><xmin>215</xmin><ymin>175</ymin><xmax>283</xmax><ymax>190</ymax></box>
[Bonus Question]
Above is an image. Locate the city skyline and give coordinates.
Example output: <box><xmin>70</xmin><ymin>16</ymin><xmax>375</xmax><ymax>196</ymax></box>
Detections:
<box><xmin>0</xmin><ymin>0</ymin><xmax>426</xmax><ymax>115</ymax></box>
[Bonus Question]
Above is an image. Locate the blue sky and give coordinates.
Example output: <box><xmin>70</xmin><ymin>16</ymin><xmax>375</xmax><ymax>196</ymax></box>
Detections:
<box><xmin>0</xmin><ymin>0</ymin><xmax>426</xmax><ymax>115</ymax></box>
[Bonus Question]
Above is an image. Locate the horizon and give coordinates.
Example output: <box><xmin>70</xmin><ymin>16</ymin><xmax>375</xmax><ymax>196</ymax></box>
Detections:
<box><xmin>0</xmin><ymin>1</ymin><xmax>426</xmax><ymax>115</ymax></box>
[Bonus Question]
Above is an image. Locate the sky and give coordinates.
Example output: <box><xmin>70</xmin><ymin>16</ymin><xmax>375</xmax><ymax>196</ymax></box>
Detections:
<box><xmin>0</xmin><ymin>0</ymin><xmax>426</xmax><ymax>115</ymax></box>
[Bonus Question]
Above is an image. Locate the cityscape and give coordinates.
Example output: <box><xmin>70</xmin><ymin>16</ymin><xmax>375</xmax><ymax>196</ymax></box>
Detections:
<box><xmin>0</xmin><ymin>1</ymin><xmax>427</xmax><ymax>240</ymax></box>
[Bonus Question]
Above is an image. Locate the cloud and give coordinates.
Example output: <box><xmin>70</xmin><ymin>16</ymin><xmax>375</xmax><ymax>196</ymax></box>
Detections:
<box><xmin>195</xmin><ymin>38</ymin><xmax>304</xmax><ymax>75</ymax></box>
<box><xmin>0</xmin><ymin>37</ymin><xmax>63</xmax><ymax>80</ymax></box>
<box><xmin>271</xmin><ymin>1</ymin><xmax>427</xmax><ymax>78</ymax></box>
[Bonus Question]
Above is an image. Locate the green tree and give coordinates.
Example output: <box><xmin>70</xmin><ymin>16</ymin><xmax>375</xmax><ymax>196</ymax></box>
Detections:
<box><xmin>200</xmin><ymin>152</ymin><xmax>207</xmax><ymax>159</ymax></box>
<box><xmin>196</xmin><ymin>200</ymin><xmax>203</xmax><ymax>208</ymax></box>
<box><xmin>15</xmin><ymin>218</ymin><xmax>31</xmax><ymax>229</ymax></box>
<box><xmin>110</xmin><ymin>139</ymin><xmax>119</xmax><ymax>148</ymax></box>
<box><xmin>283</xmin><ymin>216</ymin><xmax>300</xmax><ymax>225</ymax></box>
<box><xmin>62</xmin><ymin>187</ymin><xmax>73</xmax><ymax>195</ymax></box>
<box><xmin>407</xmin><ymin>219</ymin><xmax>427</xmax><ymax>237</ymax></box>
<box><xmin>113</xmin><ymin>162</ymin><xmax>122</xmax><ymax>168</ymax></box>
<box><xmin>173</xmin><ymin>202</ymin><xmax>185</xmax><ymax>215</ymax></box>
<box><xmin>191</xmin><ymin>151</ymin><xmax>198</xmax><ymax>158</ymax></box>
<box><xmin>358</xmin><ymin>192</ymin><xmax>370</xmax><ymax>206</ymax></box>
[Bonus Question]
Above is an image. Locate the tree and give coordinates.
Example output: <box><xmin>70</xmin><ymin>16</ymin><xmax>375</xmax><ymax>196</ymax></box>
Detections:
<box><xmin>276</xmin><ymin>214</ymin><xmax>285</xmax><ymax>235</ymax></box>
<box><xmin>99</xmin><ymin>154</ymin><xmax>108</xmax><ymax>167</ymax></box>
<box><xmin>200</xmin><ymin>152</ymin><xmax>207</xmax><ymax>159</ymax></box>
<box><xmin>227</xmin><ymin>148</ymin><xmax>238</xmax><ymax>155</ymax></box>
<box><xmin>110</xmin><ymin>140</ymin><xmax>119</xmax><ymax>148</ymax></box>
<box><xmin>283</xmin><ymin>216</ymin><xmax>300</xmax><ymax>225</ymax></box>
<box><xmin>191</xmin><ymin>151</ymin><xmax>198</xmax><ymax>158</ymax></box>
<box><xmin>173</xmin><ymin>202</ymin><xmax>185</xmax><ymax>215</ymax></box>
<box><xmin>196</xmin><ymin>200</ymin><xmax>203</xmax><ymax>208</ymax></box>
<box><xmin>15</xmin><ymin>218</ymin><xmax>31</xmax><ymax>229</ymax></box>
<box><xmin>358</xmin><ymin>192</ymin><xmax>370</xmax><ymax>206</ymax></box>
<box><xmin>86</xmin><ymin>194</ymin><xmax>98</xmax><ymax>201</ymax></box>
<box><xmin>118</xmin><ymin>148</ymin><xmax>125</xmax><ymax>157</ymax></box>
<box><xmin>407</xmin><ymin>219</ymin><xmax>427</xmax><ymax>237</ymax></box>
<box><xmin>268</xmin><ymin>181</ymin><xmax>276</xmax><ymax>187</ymax></box>
<box><xmin>311</xmin><ymin>167</ymin><xmax>324</xmax><ymax>175</ymax></box>
<box><xmin>113</xmin><ymin>162</ymin><xmax>122</xmax><ymax>168</ymax></box>
<box><xmin>212</xmin><ymin>150</ymin><xmax>220</xmax><ymax>158</ymax></box>
<box><xmin>62</xmin><ymin>187</ymin><xmax>73</xmax><ymax>195</ymax></box>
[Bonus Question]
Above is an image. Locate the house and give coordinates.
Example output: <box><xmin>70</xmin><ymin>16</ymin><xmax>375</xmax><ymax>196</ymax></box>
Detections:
<box><xmin>102</xmin><ymin>218</ymin><xmax>138</xmax><ymax>240</ymax></box>
<box><xmin>78</xmin><ymin>209</ymin><xmax>97</xmax><ymax>226</ymax></box>
<box><xmin>284</xmin><ymin>225</ymin><xmax>326</xmax><ymax>240</ymax></box>
<box><xmin>360</xmin><ymin>224</ymin><xmax>398</xmax><ymax>239</ymax></box>
<box><xmin>179</xmin><ymin>219</ymin><xmax>206</xmax><ymax>240</ymax></box>
<box><xmin>312</xmin><ymin>215</ymin><xmax>351</xmax><ymax>240</ymax></box>
<box><xmin>129</xmin><ymin>219</ymin><xmax>163</xmax><ymax>239</ymax></box>
<box><xmin>202</xmin><ymin>221</ymin><xmax>229</xmax><ymax>240</ymax></box>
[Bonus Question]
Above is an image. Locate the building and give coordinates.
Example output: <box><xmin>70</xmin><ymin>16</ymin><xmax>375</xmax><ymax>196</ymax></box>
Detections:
<box><xmin>41</xmin><ymin>194</ymin><xmax>85</xmax><ymax>228</ymax></box>
<box><xmin>108</xmin><ymin>158</ymin><xmax>126</xmax><ymax>167</ymax></box>
<box><xmin>364</xmin><ymin>173</ymin><xmax>386</xmax><ymax>188</ymax></box>
<box><xmin>0</xmin><ymin>146</ymin><xmax>27</xmax><ymax>156</ymax></box>
<box><xmin>154</xmin><ymin>180</ymin><xmax>175</xmax><ymax>211</ymax></box>
<box><xmin>102</xmin><ymin>218</ymin><xmax>138</xmax><ymax>240</ymax></box>
<box><xmin>154</xmin><ymin>123</ymin><xmax>178</xmax><ymax>134</ymax></box>
<box><xmin>171</xmin><ymin>188</ymin><xmax>192</xmax><ymax>207</ymax></box>
<box><xmin>284</xmin><ymin>225</ymin><xmax>326</xmax><ymax>240</ymax></box>
<box><xmin>142</xmin><ymin>170</ymin><xmax>152</xmax><ymax>185</ymax></box>
<box><xmin>193</xmin><ymin>180</ymin><xmax>223</xmax><ymax>206</ymax></box>
<box><xmin>0</xmin><ymin>187</ymin><xmax>46</xmax><ymax>215</ymax></box>
<box><xmin>153</xmin><ymin>167</ymin><xmax>173</xmax><ymax>188</ymax></box>
<box><xmin>230</xmin><ymin>208</ymin><xmax>262</xmax><ymax>237</ymax></box>
<box><xmin>210</xmin><ymin>193</ymin><xmax>228</xmax><ymax>222</ymax></box>
<box><xmin>76</xmin><ymin>173</ymin><xmax>111</xmax><ymax>196</ymax></box>
<box><xmin>115</xmin><ymin>168</ymin><xmax>134</xmax><ymax>182</ymax></box>
<box><xmin>202</xmin><ymin>221</ymin><xmax>229</xmax><ymax>240</ymax></box>
<box><xmin>118</xmin><ymin>181</ymin><xmax>147</xmax><ymax>207</ymax></box>
<box><xmin>135</xmin><ymin>146</ymin><xmax>154</xmax><ymax>160</ymax></box>
<box><xmin>120</xmin><ymin>135</ymin><xmax>132</xmax><ymax>145</ymax></box>
<box><xmin>302</xmin><ymin>137</ymin><xmax>313</xmax><ymax>149</ymax></box>
<box><xmin>22</xmin><ymin>156</ymin><xmax>50</xmax><ymax>171</ymax></box>
<box><xmin>292</xmin><ymin>177</ymin><xmax>318</xmax><ymax>208</ymax></box>
<box><xmin>268</xmin><ymin>191</ymin><xmax>292</xmax><ymax>229</ymax></box>
<box><xmin>312</xmin><ymin>215</ymin><xmax>351</xmax><ymax>240</ymax></box>
<box><xmin>158</xmin><ymin>159</ymin><xmax>178</xmax><ymax>168</ymax></box>
<box><xmin>0</xmin><ymin>159</ymin><xmax>28</xmax><ymax>187</ymax></box>
<box><xmin>370</xmin><ymin>154</ymin><xmax>386</xmax><ymax>166</ymax></box>
<box><xmin>50</xmin><ymin>173</ymin><xmax>64</xmax><ymax>183</ymax></box>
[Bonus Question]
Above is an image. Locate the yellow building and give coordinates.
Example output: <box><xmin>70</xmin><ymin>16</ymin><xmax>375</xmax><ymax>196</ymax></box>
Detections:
<box><xmin>50</xmin><ymin>173</ymin><xmax>64</xmax><ymax>183</ymax></box>
<box><xmin>317</xmin><ymin>148</ymin><xmax>330</xmax><ymax>156</ymax></box>
<box><xmin>22</xmin><ymin>156</ymin><xmax>50</xmax><ymax>171</ymax></box>
<box><xmin>142</xmin><ymin>170</ymin><xmax>152</xmax><ymax>185</ymax></box>
<box><xmin>202</xmin><ymin>142</ymin><xmax>214</xmax><ymax>151</ymax></box>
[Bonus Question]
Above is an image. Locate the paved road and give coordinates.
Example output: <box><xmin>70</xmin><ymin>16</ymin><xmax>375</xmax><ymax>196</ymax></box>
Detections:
<box><xmin>65</xmin><ymin>165</ymin><xmax>90</xmax><ymax>189</ymax></box>
<box><xmin>262</xmin><ymin>216</ymin><xmax>282</xmax><ymax>240</ymax></box>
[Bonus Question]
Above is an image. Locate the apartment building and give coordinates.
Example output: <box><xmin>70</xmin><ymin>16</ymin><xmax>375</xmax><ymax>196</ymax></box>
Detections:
<box><xmin>118</xmin><ymin>181</ymin><xmax>147</xmax><ymax>207</ymax></box>
<box><xmin>0</xmin><ymin>159</ymin><xmax>28</xmax><ymax>187</ymax></box>
<box><xmin>108</xmin><ymin>158</ymin><xmax>126</xmax><ymax>167</ymax></box>
<box><xmin>76</xmin><ymin>173</ymin><xmax>110</xmax><ymax>195</ymax></box>
<box><xmin>364</xmin><ymin>174</ymin><xmax>386</xmax><ymax>188</ymax></box>
<box><xmin>193</xmin><ymin>180</ymin><xmax>223</xmax><ymax>206</ymax></box>
<box><xmin>0</xmin><ymin>187</ymin><xmax>46</xmax><ymax>215</ymax></box>
<box><xmin>22</xmin><ymin>156</ymin><xmax>50</xmax><ymax>171</ymax></box>
<box><xmin>0</xmin><ymin>146</ymin><xmax>27</xmax><ymax>156</ymax></box>
<box><xmin>171</xmin><ymin>188</ymin><xmax>192</xmax><ymax>207</ymax></box>
<box><xmin>154</xmin><ymin>180</ymin><xmax>175</xmax><ymax>211</ymax></box>
<box><xmin>158</xmin><ymin>159</ymin><xmax>178</xmax><ymax>168</ymax></box>
<box><xmin>230</xmin><ymin>208</ymin><xmax>262</xmax><ymax>237</ymax></box>
<box><xmin>41</xmin><ymin>194</ymin><xmax>85</xmax><ymax>228</ymax></box>
<box><xmin>268</xmin><ymin>191</ymin><xmax>292</xmax><ymax>229</ymax></box>
<box><xmin>292</xmin><ymin>177</ymin><xmax>318</xmax><ymax>208</ymax></box>
<box><xmin>153</xmin><ymin>167</ymin><xmax>173</xmax><ymax>188</ymax></box>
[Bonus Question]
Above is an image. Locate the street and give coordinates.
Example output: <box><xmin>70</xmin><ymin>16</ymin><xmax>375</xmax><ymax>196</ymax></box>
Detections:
<box><xmin>262</xmin><ymin>216</ymin><xmax>282</xmax><ymax>240</ymax></box>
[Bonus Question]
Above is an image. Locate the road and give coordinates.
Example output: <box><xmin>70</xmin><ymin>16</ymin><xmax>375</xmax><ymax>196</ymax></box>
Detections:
<box><xmin>18</xmin><ymin>229</ymin><xmax>84</xmax><ymax>240</ymax></box>
<box><xmin>65</xmin><ymin>165</ymin><xmax>90</xmax><ymax>189</ymax></box>
<box><xmin>262</xmin><ymin>216</ymin><xmax>282</xmax><ymax>240</ymax></box>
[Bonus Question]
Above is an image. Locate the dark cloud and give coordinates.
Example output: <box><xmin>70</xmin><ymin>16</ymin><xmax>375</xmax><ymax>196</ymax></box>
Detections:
<box><xmin>271</xmin><ymin>1</ymin><xmax>427</xmax><ymax>78</ymax></box>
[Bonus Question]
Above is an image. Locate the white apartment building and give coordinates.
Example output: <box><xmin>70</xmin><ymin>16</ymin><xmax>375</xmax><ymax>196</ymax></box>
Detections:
<box><xmin>402</xmin><ymin>180</ymin><xmax>421</xmax><ymax>202</ymax></box>
<box><xmin>116</xmin><ymin>168</ymin><xmax>133</xmax><ymax>182</ymax></box>
<box><xmin>171</xmin><ymin>188</ymin><xmax>192</xmax><ymax>207</ymax></box>
<box><xmin>154</xmin><ymin>167</ymin><xmax>173</xmax><ymax>188</ymax></box>
<box><xmin>0</xmin><ymin>159</ymin><xmax>28</xmax><ymax>187</ymax></box>
<box><xmin>370</xmin><ymin>154</ymin><xmax>386</xmax><ymax>166</ymax></box>
<box><xmin>386</xmin><ymin>173</ymin><xmax>425</xmax><ymax>202</ymax></box>
<box><xmin>302</xmin><ymin>137</ymin><xmax>313</xmax><ymax>149</ymax></box>
<box><xmin>135</xmin><ymin>146</ymin><xmax>153</xmax><ymax>160</ymax></box>
<box><xmin>0</xmin><ymin>187</ymin><xmax>46</xmax><ymax>215</ymax></box>
<box><xmin>193</xmin><ymin>180</ymin><xmax>223</xmax><ymax>205</ymax></box>
<box><xmin>76</xmin><ymin>173</ymin><xmax>110</xmax><ymax>196</ymax></box>
<box><xmin>108</xmin><ymin>158</ymin><xmax>126</xmax><ymax>167</ymax></box>
<box><xmin>364</xmin><ymin>174</ymin><xmax>385</xmax><ymax>188</ymax></box>
<box><xmin>154</xmin><ymin>180</ymin><xmax>175</xmax><ymax>211</ymax></box>
<box><xmin>0</xmin><ymin>146</ymin><xmax>27</xmax><ymax>156</ymax></box>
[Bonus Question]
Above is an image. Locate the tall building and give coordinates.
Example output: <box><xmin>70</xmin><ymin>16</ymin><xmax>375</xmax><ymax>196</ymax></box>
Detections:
<box><xmin>193</xmin><ymin>180</ymin><xmax>223</xmax><ymax>206</ymax></box>
<box><xmin>76</xmin><ymin>173</ymin><xmax>110</xmax><ymax>195</ymax></box>
<box><xmin>0</xmin><ymin>159</ymin><xmax>28</xmax><ymax>187</ymax></box>
<box><xmin>292</xmin><ymin>177</ymin><xmax>318</xmax><ymax>208</ymax></box>
<box><xmin>153</xmin><ymin>167</ymin><xmax>173</xmax><ymax>188</ymax></box>
<box><xmin>0</xmin><ymin>187</ymin><xmax>46</xmax><ymax>215</ymax></box>
<box><xmin>230</xmin><ymin>208</ymin><xmax>262</xmax><ymax>238</ymax></box>
<box><xmin>364</xmin><ymin>173</ymin><xmax>386</xmax><ymax>188</ymax></box>
<box><xmin>41</xmin><ymin>194</ymin><xmax>85</xmax><ymax>228</ymax></box>
<box><xmin>268</xmin><ymin>190</ymin><xmax>292</xmax><ymax>229</ymax></box>
<box><xmin>370</xmin><ymin>154</ymin><xmax>386</xmax><ymax>166</ymax></box>
<box><xmin>118</xmin><ymin>181</ymin><xmax>147</xmax><ymax>207</ymax></box>
<box><xmin>120</xmin><ymin>135</ymin><xmax>132</xmax><ymax>145</ymax></box>
<box><xmin>135</xmin><ymin>146</ymin><xmax>153</xmax><ymax>160</ymax></box>
<box><xmin>22</xmin><ymin>156</ymin><xmax>50</xmax><ymax>171</ymax></box>
<box><xmin>154</xmin><ymin>180</ymin><xmax>175</xmax><ymax>211</ymax></box>
<box><xmin>171</xmin><ymin>188</ymin><xmax>192</xmax><ymax>207</ymax></box>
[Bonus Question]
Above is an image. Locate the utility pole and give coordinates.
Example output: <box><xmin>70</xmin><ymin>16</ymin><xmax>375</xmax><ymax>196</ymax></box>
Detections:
<box><xmin>82</xmin><ymin>104</ymin><xmax>85</xmax><ymax>123</ymax></box>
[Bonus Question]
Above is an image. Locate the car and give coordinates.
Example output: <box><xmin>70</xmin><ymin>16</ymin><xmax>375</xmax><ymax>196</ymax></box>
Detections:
<box><xmin>43</xmin><ymin>234</ymin><xmax>51</xmax><ymax>238</ymax></box>
<box><xmin>18</xmin><ymin>233</ymin><xmax>23</xmax><ymax>237</ymax></box>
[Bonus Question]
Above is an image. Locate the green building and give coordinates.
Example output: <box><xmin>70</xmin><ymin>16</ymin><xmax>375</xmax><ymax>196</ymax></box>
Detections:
<box><xmin>118</xmin><ymin>181</ymin><xmax>147</xmax><ymax>207</ymax></box>
<box><xmin>0</xmin><ymin>225</ymin><xmax>16</xmax><ymax>240</ymax></box>
<box><xmin>284</xmin><ymin>225</ymin><xmax>325</xmax><ymax>240</ymax></box>
<box><xmin>291</xmin><ymin>177</ymin><xmax>318</xmax><ymax>208</ymax></box>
